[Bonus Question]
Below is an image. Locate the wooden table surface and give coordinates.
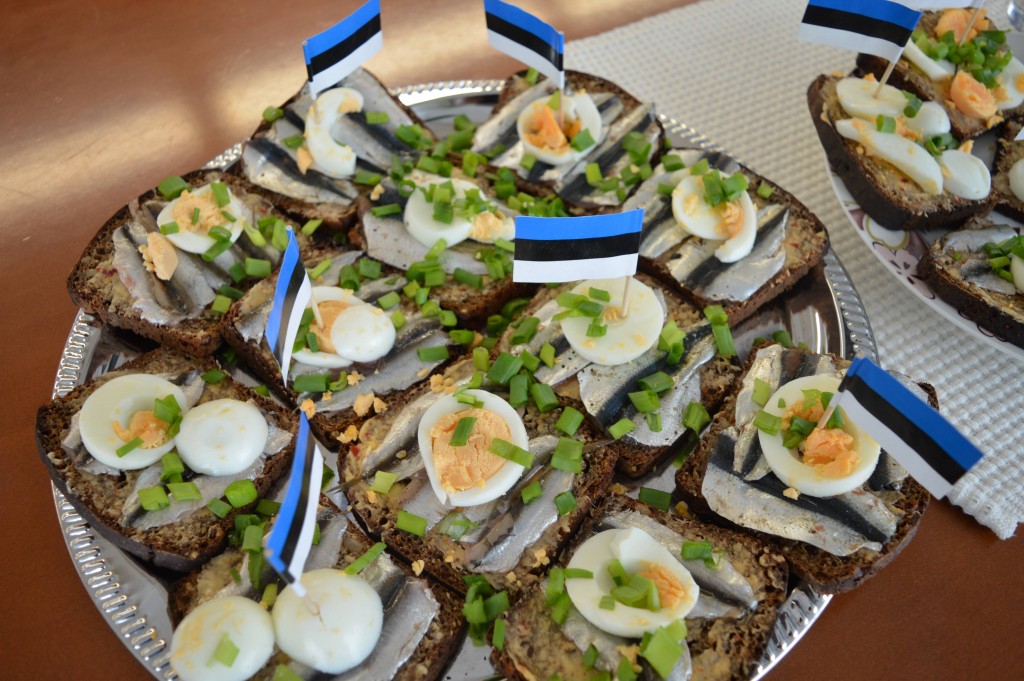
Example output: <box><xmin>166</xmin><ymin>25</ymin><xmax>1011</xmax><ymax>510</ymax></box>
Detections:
<box><xmin>2</xmin><ymin>1</ymin><xmax>1021</xmax><ymax>679</ymax></box>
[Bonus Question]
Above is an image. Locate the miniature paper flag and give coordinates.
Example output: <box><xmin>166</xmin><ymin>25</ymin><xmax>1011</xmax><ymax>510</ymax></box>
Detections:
<box><xmin>303</xmin><ymin>0</ymin><xmax>383</xmax><ymax>98</ymax></box>
<box><xmin>900</xmin><ymin>1</ymin><xmax>984</xmax><ymax>10</ymax></box>
<box><xmin>265</xmin><ymin>412</ymin><xmax>325</xmax><ymax>597</ymax></box>
<box><xmin>512</xmin><ymin>209</ymin><xmax>644</xmax><ymax>283</ymax></box>
<box><xmin>263</xmin><ymin>229</ymin><xmax>311</xmax><ymax>382</ymax></box>
<box><xmin>484</xmin><ymin>0</ymin><xmax>565</xmax><ymax>89</ymax></box>
<box><xmin>831</xmin><ymin>357</ymin><xmax>983</xmax><ymax>499</ymax></box>
<box><xmin>797</xmin><ymin>0</ymin><xmax>922</xmax><ymax>63</ymax></box>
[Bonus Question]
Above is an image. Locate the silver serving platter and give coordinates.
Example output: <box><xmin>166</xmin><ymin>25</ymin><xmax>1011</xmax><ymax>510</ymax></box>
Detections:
<box><xmin>50</xmin><ymin>81</ymin><xmax>878</xmax><ymax>681</ymax></box>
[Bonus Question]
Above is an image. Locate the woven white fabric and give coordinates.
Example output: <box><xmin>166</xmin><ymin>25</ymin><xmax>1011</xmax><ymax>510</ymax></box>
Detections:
<box><xmin>566</xmin><ymin>0</ymin><xmax>1022</xmax><ymax>538</ymax></box>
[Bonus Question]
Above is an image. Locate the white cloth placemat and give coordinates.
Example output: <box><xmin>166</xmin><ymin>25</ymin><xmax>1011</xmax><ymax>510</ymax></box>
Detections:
<box><xmin>565</xmin><ymin>0</ymin><xmax>1023</xmax><ymax>538</ymax></box>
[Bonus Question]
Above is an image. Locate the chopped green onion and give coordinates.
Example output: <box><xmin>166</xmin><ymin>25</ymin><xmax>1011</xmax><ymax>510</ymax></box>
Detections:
<box><xmin>753</xmin><ymin>410</ymin><xmax>782</xmax><ymax>436</ymax></box>
<box><xmin>639</xmin><ymin>626</ymin><xmax>684</xmax><ymax>679</ymax></box>
<box><xmin>554</xmin><ymin>490</ymin><xmax>577</xmax><ymax>516</ymax></box>
<box><xmin>256</xmin><ymin>498</ymin><xmax>281</xmax><ymax>517</ymax></box>
<box><xmin>772</xmin><ymin>329</ymin><xmax>793</xmax><ymax>347</ymax></box>
<box><xmin>203</xmin><ymin>240</ymin><xmax>233</xmax><ymax>263</ymax></box>
<box><xmin>752</xmin><ymin>378</ymin><xmax>772</xmax><ymax>407</ymax></box>
<box><xmin>585</xmin><ymin>162</ymin><xmax>603</xmax><ymax>186</ymax></box>
<box><xmin>608</xmin><ymin>418</ymin><xmax>636</xmax><ymax>440</ymax></box>
<box><xmin>586</xmin><ymin>319</ymin><xmax>607</xmax><ymax>337</ymax></box>
<box><xmin>157</xmin><ymin>176</ymin><xmax>190</xmax><ymax>199</ymax></box>
<box><xmin>583</xmin><ymin>644</ymin><xmax>599</xmax><ymax>668</ymax></box>
<box><xmin>524</xmin><ymin>67</ymin><xmax>539</xmax><ymax>84</ymax></box>
<box><xmin>519</xmin><ymin>350</ymin><xmax>540</xmax><ymax>373</ymax></box>
<box><xmin>160</xmin><ymin>452</ymin><xmax>185</xmax><ymax>482</ymax></box>
<box><xmin>396</xmin><ymin>510</ymin><xmax>427</xmax><ymax>537</ymax></box>
<box><xmin>757</xmin><ymin>181</ymin><xmax>774</xmax><ymax>200</ymax></box>
<box><xmin>473</xmin><ymin>346</ymin><xmax>491</xmax><ymax>372</ymax></box>
<box><xmin>638</xmin><ymin>487</ymin><xmax>672</xmax><ymax>511</ymax></box>
<box><xmin>390</xmin><ymin>309</ymin><xmax>406</xmax><ymax>329</ymax></box>
<box><xmin>138</xmin><ymin>486</ymin><xmax>169</xmax><ymax>511</ymax></box>
<box><xmin>639</xmin><ymin>370</ymin><xmax>674</xmax><ymax>394</ymax></box>
<box><xmin>371</xmin><ymin>203</ymin><xmax>401</xmax><ymax>217</ymax></box>
<box><xmin>293</xmin><ymin>373</ymin><xmax>329</xmax><ymax>393</ymax></box>
<box><xmin>510</xmin><ymin>316</ymin><xmax>541</xmax><ymax>345</ymax></box>
<box><xmin>377</xmin><ymin>291</ymin><xmax>401</xmax><ymax>310</ymax></box>
<box><xmin>487</xmin><ymin>352</ymin><xmax>523</xmax><ymax>385</ymax></box>
<box><xmin>116</xmin><ymin>437</ymin><xmax>143</xmax><ymax>457</ymax></box>
<box><xmin>371</xmin><ymin>470</ymin><xmax>397</xmax><ymax>495</ymax></box>
<box><xmin>454</xmin><ymin>267</ymin><xmax>483</xmax><ymax>289</ymax></box>
<box><xmin>491</xmin><ymin>618</ymin><xmax>506</xmax><ymax>651</ymax></box>
<box><xmin>241</xmin><ymin>523</ymin><xmax>264</xmax><ymax>553</ymax></box>
<box><xmin>571</xmin><ymin>128</ymin><xmax>595</xmax><ymax>152</ymax></box>
<box><xmin>550</xmin><ymin>437</ymin><xmax>584</xmax><ymax>473</ymax></box>
<box><xmin>245</xmin><ymin>258</ymin><xmax>272</xmax><ymax>278</ymax></box>
<box><xmin>301</xmin><ymin>218</ymin><xmax>323</xmax><ymax>236</ymax></box>
<box><xmin>345</xmin><ymin>541</ymin><xmax>387</xmax><ymax>575</ymax></box>
<box><xmin>599</xmin><ymin>595</ymin><xmax>616</xmax><ymax>610</ymax></box>
<box><xmin>520</xmin><ymin>153</ymin><xmax>537</xmax><ymax>171</ymax></box>
<box><xmin>539</xmin><ymin>342</ymin><xmax>556</xmax><ymax>368</ymax></box>
<box><xmin>876</xmin><ymin>114</ymin><xmax>896</xmax><ymax>133</ymax></box>
<box><xmin>168</xmin><ymin>481</ymin><xmax>202</xmax><ymax>501</ymax></box>
<box><xmin>662</xmin><ymin>154</ymin><xmax>685</xmax><ymax>172</ymax></box>
<box><xmin>159</xmin><ymin>221</ymin><xmax>179</xmax><ymax>235</ymax></box>
<box><xmin>509</xmin><ymin>373</ymin><xmax>529</xmax><ymax>407</ymax></box>
<box><xmin>629</xmin><ymin>389</ymin><xmax>661</xmax><ymax>414</ymax></box>
<box><xmin>521</xmin><ymin>480</ymin><xmax>543</xmax><ymax>504</ymax></box>
<box><xmin>208</xmin><ymin>632</ymin><xmax>240</xmax><ymax>668</ymax></box>
<box><xmin>530</xmin><ymin>382</ymin><xmax>559</xmax><ymax>412</ymax></box>
<box><xmin>207</xmin><ymin>498</ymin><xmax>232</xmax><ymax>518</ymax></box>
<box><xmin>703</xmin><ymin>304</ymin><xmax>728</xmax><ymax>325</ymax></box>
<box><xmin>282</xmin><ymin>134</ymin><xmax>304</xmax><ymax>149</ymax></box>
<box><xmin>417</xmin><ymin>345</ymin><xmax>449</xmax><ymax>362</ymax></box>
<box><xmin>450</xmin><ymin>417</ymin><xmax>477</xmax><ymax>447</ymax></box>
<box><xmin>365</xmin><ymin>111</ymin><xmax>390</xmax><ymax>125</ymax></box>
<box><xmin>262</xmin><ymin>106</ymin><xmax>284</xmax><ymax>123</ymax></box>
<box><xmin>682</xmin><ymin>401</ymin><xmax>711</xmax><ymax>433</ymax></box>
<box><xmin>449</xmin><ymin>329</ymin><xmax>475</xmax><ymax>345</ymax></box>
<box><xmin>711</xmin><ymin>323</ymin><xmax>736</xmax><ymax>358</ymax></box>
<box><xmin>224</xmin><ymin>479</ymin><xmax>258</xmax><ymax>508</ymax></box>
<box><xmin>489</xmin><ymin>438</ymin><xmax>534</xmax><ymax>467</ymax></box>
<box><xmin>210</xmin><ymin>181</ymin><xmax>230</xmax><ymax>208</ymax></box>
<box><xmin>555</xmin><ymin>406</ymin><xmax>584</xmax><ymax>436</ymax></box>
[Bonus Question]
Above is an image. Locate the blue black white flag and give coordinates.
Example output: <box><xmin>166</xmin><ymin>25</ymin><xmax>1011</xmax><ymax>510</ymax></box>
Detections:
<box><xmin>303</xmin><ymin>0</ymin><xmax>383</xmax><ymax>98</ymax></box>
<box><xmin>900</xmin><ymin>1</ymin><xmax>983</xmax><ymax>9</ymax></box>
<box><xmin>265</xmin><ymin>412</ymin><xmax>324</xmax><ymax>597</ymax></box>
<box><xmin>796</xmin><ymin>0</ymin><xmax>922</xmax><ymax>63</ymax></box>
<box><xmin>832</xmin><ymin>357</ymin><xmax>983</xmax><ymax>499</ymax></box>
<box><xmin>512</xmin><ymin>209</ymin><xmax>643</xmax><ymax>283</ymax></box>
<box><xmin>484</xmin><ymin>0</ymin><xmax>565</xmax><ymax>89</ymax></box>
<box><xmin>264</xmin><ymin>229</ymin><xmax>311</xmax><ymax>381</ymax></box>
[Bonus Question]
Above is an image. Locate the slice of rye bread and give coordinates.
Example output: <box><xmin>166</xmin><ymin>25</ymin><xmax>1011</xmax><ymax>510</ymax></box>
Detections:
<box><xmin>342</xmin><ymin>360</ymin><xmax>618</xmax><ymax>597</ymax></box>
<box><xmin>235</xmin><ymin>68</ymin><xmax>437</xmax><ymax>235</ymax></box>
<box><xmin>674</xmin><ymin>344</ymin><xmax>932</xmax><ymax>594</ymax></box>
<box><xmin>635</xmin><ymin>150</ymin><xmax>830</xmax><ymax>327</ymax></box>
<box><xmin>490</xmin><ymin>495</ymin><xmax>789</xmax><ymax>681</ymax></box>
<box><xmin>36</xmin><ymin>348</ymin><xmax>296</xmax><ymax>572</ymax></box>
<box><xmin>856</xmin><ymin>11</ymin><xmax>1021</xmax><ymax>141</ymax></box>
<box><xmin>991</xmin><ymin>119</ymin><xmax>1024</xmax><ymax>221</ymax></box>
<box><xmin>221</xmin><ymin>242</ymin><xmax>460</xmax><ymax>444</ymax></box>
<box><xmin>495</xmin><ymin>272</ymin><xmax>741</xmax><ymax>478</ymax></box>
<box><xmin>169</xmin><ymin>510</ymin><xmax>465</xmax><ymax>681</ymax></box>
<box><xmin>808</xmin><ymin>73</ymin><xmax>994</xmax><ymax>231</ymax></box>
<box><xmin>918</xmin><ymin>217</ymin><xmax>1024</xmax><ymax>349</ymax></box>
<box><xmin>482</xmin><ymin>69</ymin><xmax>666</xmax><ymax>213</ymax></box>
<box><xmin>67</xmin><ymin>169</ymin><xmax>316</xmax><ymax>357</ymax></box>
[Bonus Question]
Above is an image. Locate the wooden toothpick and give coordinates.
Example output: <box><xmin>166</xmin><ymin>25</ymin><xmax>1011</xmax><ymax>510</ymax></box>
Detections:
<box><xmin>620</xmin><ymin>275</ymin><xmax>633</xmax><ymax>316</ymax></box>
<box><xmin>957</xmin><ymin>3</ymin><xmax>986</xmax><ymax>48</ymax></box>
<box><xmin>874</xmin><ymin>59</ymin><xmax>898</xmax><ymax>97</ymax></box>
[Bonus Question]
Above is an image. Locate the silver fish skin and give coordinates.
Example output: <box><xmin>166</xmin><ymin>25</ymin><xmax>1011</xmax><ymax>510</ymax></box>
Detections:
<box><xmin>241</xmin><ymin>136</ymin><xmax>360</xmax><ymax>207</ymax></box>
<box><xmin>510</xmin><ymin>296</ymin><xmax>590</xmax><ymax>386</ymax></box>
<box><xmin>471</xmin><ymin>79</ymin><xmax>558</xmax><ymax>156</ymax></box>
<box><xmin>578</xmin><ymin>322</ymin><xmax>716</xmax><ymax>448</ymax></box>
<box><xmin>113</xmin><ymin>223</ymin><xmax>192</xmax><ymax>324</ymax></box>
<box><xmin>601</xmin><ymin>510</ymin><xmax>758</xmax><ymax>618</ymax></box>
<box><xmin>937</xmin><ymin>225</ymin><xmax>1022</xmax><ymax>295</ymax></box>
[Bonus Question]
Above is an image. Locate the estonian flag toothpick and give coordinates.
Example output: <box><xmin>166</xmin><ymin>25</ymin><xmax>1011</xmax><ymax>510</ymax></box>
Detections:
<box><xmin>512</xmin><ymin>209</ymin><xmax>644</xmax><ymax>283</ymax></box>
<box><xmin>264</xmin><ymin>229</ymin><xmax>311</xmax><ymax>382</ymax></box>
<box><xmin>265</xmin><ymin>412</ymin><xmax>325</xmax><ymax>597</ymax></box>
<box><xmin>303</xmin><ymin>0</ymin><xmax>383</xmax><ymax>98</ymax></box>
<box><xmin>484</xmin><ymin>0</ymin><xmax>565</xmax><ymax>90</ymax></box>
<box><xmin>796</xmin><ymin>0</ymin><xmax>922</xmax><ymax>63</ymax></box>
<box><xmin>830</xmin><ymin>357</ymin><xmax>983</xmax><ymax>499</ymax></box>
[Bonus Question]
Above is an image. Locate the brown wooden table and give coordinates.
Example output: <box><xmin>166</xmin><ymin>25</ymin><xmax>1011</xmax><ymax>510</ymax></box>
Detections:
<box><xmin>2</xmin><ymin>1</ymin><xmax>1021</xmax><ymax>679</ymax></box>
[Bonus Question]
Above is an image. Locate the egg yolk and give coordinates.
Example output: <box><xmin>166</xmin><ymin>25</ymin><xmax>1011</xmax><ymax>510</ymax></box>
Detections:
<box><xmin>113</xmin><ymin>410</ymin><xmax>170</xmax><ymax>449</ymax></box>
<box><xmin>638</xmin><ymin>562</ymin><xmax>688</xmax><ymax>610</ymax></box>
<box><xmin>469</xmin><ymin>210</ymin><xmax>507</xmax><ymax>241</ymax></box>
<box><xmin>309</xmin><ymin>300</ymin><xmax>352</xmax><ymax>354</ymax></box>
<box><xmin>523</xmin><ymin>102</ymin><xmax>582</xmax><ymax>152</ymax></box>
<box><xmin>172</xmin><ymin>189</ymin><xmax>225</xmax><ymax>235</ymax></box>
<box><xmin>802</xmin><ymin>427</ymin><xmax>860</xmax><ymax>478</ymax></box>
<box><xmin>781</xmin><ymin>399</ymin><xmax>824</xmax><ymax>431</ymax></box>
<box><xmin>429</xmin><ymin>408</ymin><xmax>511</xmax><ymax>491</ymax></box>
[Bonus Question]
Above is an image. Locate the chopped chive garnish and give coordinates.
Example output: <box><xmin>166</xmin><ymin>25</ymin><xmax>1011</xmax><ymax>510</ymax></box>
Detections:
<box><xmin>608</xmin><ymin>418</ymin><xmax>636</xmax><ymax>440</ymax></box>
<box><xmin>638</xmin><ymin>487</ymin><xmax>672</xmax><ymax>511</ymax></box>
<box><xmin>487</xmin><ymin>352</ymin><xmax>523</xmax><ymax>385</ymax></box>
<box><xmin>757</xmin><ymin>181</ymin><xmax>774</xmax><ymax>200</ymax></box>
<box><xmin>629</xmin><ymin>389</ymin><xmax>661</xmax><ymax>413</ymax></box>
<box><xmin>157</xmin><ymin>176</ymin><xmax>190</xmax><ymax>199</ymax></box>
<box><xmin>371</xmin><ymin>470</ymin><xmax>397</xmax><ymax>495</ymax></box>
<box><xmin>492</xmin><ymin>618</ymin><xmax>506</xmax><ymax>651</ymax></box>
<box><xmin>550</xmin><ymin>437</ymin><xmax>584</xmax><ymax>473</ymax></box>
<box><xmin>599</xmin><ymin>595</ymin><xmax>616</xmax><ymax>610</ymax></box>
<box><xmin>365</xmin><ymin>111</ymin><xmax>390</xmax><ymax>125</ymax></box>
<box><xmin>639</xmin><ymin>626</ymin><xmax>684</xmax><ymax>679</ymax></box>
<box><xmin>530</xmin><ymin>382</ymin><xmax>558</xmax><ymax>412</ymax></box>
<box><xmin>376</xmin><ymin>291</ymin><xmax>401</xmax><ymax>310</ymax></box>
<box><xmin>454</xmin><ymin>267</ymin><xmax>483</xmax><ymax>289</ymax></box>
<box><xmin>488</xmin><ymin>438</ymin><xmax>534</xmax><ymax>467</ymax></box>
<box><xmin>390</xmin><ymin>309</ymin><xmax>406</xmax><ymax>330</ymax></box>
<box><xmin>256</xmin><ymin>498</ymin><xmax>281</xmax><ymax>517</ymax></box>
<box><xmin>752</xmin><ymin>378</ymin><xmax>772</xmax><ymax>407</ymax></box>
<box><xmin>345</xmin><ymin>541</ymin><xmax>387</xmax><ymax>575</ymax></box>
<box><xmin>662</xmin><ymin>154</ymin><xmax>685</xmax><ymax>171</ymax></box>
<box><xmin>244</xmin><ymin>258</ymin><xmax>272</xmax><ymax>278</ymax></box>
<box><xmin>711</xmin><ymin>323</ymin><xmax>736</xmax><ymax>358</ymax></box>
<box><xmin>293</xmin><ymin>373</ymin><xmax>329</xmax><ymax>393</ymax></box>
<box><xmin>262</xmin><ymin>106</ymin><xmax>284</xmax><ymax>123</ymax></box>
<box><xmin>450</xmin><ymin>417</ymin><xmax>477</xmax><ymax>447</ymax></box>
<box><xmin>555</xmin><ymin>407</ymin><xmax>584</xmax><ymax>436</ymax></box>
<box><xmin>159</xmin><ymin>221</ymin><xmax>179</xmax><ymax>235</ymax></box>
<box><xmin>208</xmin><ymin>632</ymin><xmax>240</xmax><ymax>668</ymax></box>
<box><xmin>138</xmin><ymin>486</ymin><xmax>169</xmax><ymax>511</ymax></box>
<box><xmin>876</xmin><ymin>114</ymin><xmax>897</xmax><ymax>133</ymax></box>
<box><xmin>449</xmin><ymin>329</ymin><xmax>475</xmax><ymax>345</ymax></box>
<box><xmin>224</xmin><ymin>479</ymin><xmax>258</xmax><ymax>508</ymax></box>
<box><xmin>639</xmin><ymin>371</ymin><xmax>674</xmax><ymax>394</ymax></box>
<box><xmin>586</xmin><ymin>319</ymin><xmax>607</xmax><ymax>337</ymax></box>
<box><xmin>520</xmin><ymin>350</ymin><xmax>540</xmax><ymax>373</ymax></box>
<box><xmin>682</xmin><ymin>401</ymin><xmax>711</xmax><ymax>433</ymax></box>
<box><xmin>509</xmin><ymin>373</ymin><xmax>529</xmax><ymax>407</ymax></box>
<box><xmin>201</xmin><ymin>369</ymin><xmax>228</xmax><ymax>384</ymax></box>
<box><xmin>160</xmin><ymin>452</ymin><xmax>185</xmax><ymax>482</ymax></box>
<box><xmin>753</xmin><ymin>410</ymin><xmax>782</xmax><ymax>436</ymax></box>
<box><xmin>588</xmin><ymin>287</ymin><xmax>611</xmax><ymax>302</ymax></box>
<box><xmin>585</xmin><ymin>162</ymin><xmax>603</xmax><ymax>187</ymax></box>
<box><xmin>396</xmin><ymin>510</ymin><xmax>427</xmax><ymax>537</ymax></box>
<box><xmin>473</xmin><ymin>346</ymin><xmax>491</xmax><ymax>372</ymax></box>
<box><xmin>207</xmin><ymin>498</ymin><xmax>232</xmax><ymax>518</ymax></box>
<box><xmin>539</xmin><ymin>342</ymin><xmax>556</xmax><ymax>368</ymax></box>
<box><xmin>554</xmin><ymin>490</ymin><xmax>577</xmax><ymax>516</ymax></box>
<box><xmin>358</xmin><ymin>258</ymin><xmax>381</xmax><ymax>279</ymax></box>
<box><xmin>520</xmin><ymin>153</ymin><xmax>537</xmax><ymax>171</ymax></box>
<box><xmin>371</xmin><ymin>203</ymin><xmax>402</xmax><ymax>217</ymax></box>
<box><xmin>524</xmin><ymin>67</ymin><xmax>539</xmax><ymax>84</ymax></box>
<box><xmin>116</xmin><ymin>437</ymin><xmax>143</xmax><ymax>457</ymax></box>
<box><xmin>282</xmin><ymin>134</ymin><xmax>304</xmax><ymax>149</ymax></box>
<box><xmin>772</xmin><ymin>329</ymin><xmax>793</xmax><ymax>347</ymax></box>
<box><xmin>703</xmin><ymin>305</ymin><xmax>728</xmax><ymax>325</ymax></box>
<box><xmin>570</xmin><ymin>128</ymin><xmax>595</xmax><ymax>152</ymax></box>
<box><xmin>521</xmin><ymin>480</ymin><xmax>543</xmax><ymax>504</ymax></box>
<box><xmin>211</xmin><ymin>181</ymin><xmax>230</xmax><ymax>208</ymax></box>
<box><xmin>417</xmin><ymin>345</ymin><xmax>449</xmax><ymax>362</ymax></box>
<box><xmin>241</xmin><ymin>523</ymin><xmax>263</xmax><ymax>553</ymax></box>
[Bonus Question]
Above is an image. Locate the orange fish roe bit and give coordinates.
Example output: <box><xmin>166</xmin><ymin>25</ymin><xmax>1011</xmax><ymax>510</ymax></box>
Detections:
<box><xmin>639</xmin><ymin>562</ymin><xmax>687</xmax><ymax>610</ymax></box>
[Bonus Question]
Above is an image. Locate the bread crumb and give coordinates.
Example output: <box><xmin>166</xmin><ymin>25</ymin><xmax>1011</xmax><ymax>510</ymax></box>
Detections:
<box><xmin>617</xmin><ymin>645</ymin><xmax>641</xmax><ymax>670</ymax></box>
<box><xmin>347</xmin><ymin>371</ymin><xmax>364</xmax><ymax>386</ymax></box>
<box><xmin>299</xmin><ymin>399</ymin><xmax>316</xmax><ymax>419</ymax></box>
<box><xmin>353</xmin><ymin>392</ymin><xmax>376</xmax><ymax>417</ymax></box>
<box><xmin>417</xmin><ymin>366</ymin><xmax>432</xmax><ymax>378</ymax></box>
<box><xmin>532</xmin><ymin>548</ymin><xmax>550</xmax><ymax>566</ymax></box>
<box><xmin>370</xmin><ymin>183</ymin><xmax>385</xmax><ymax>201</ymax></box>
<box><xmin>337</xmin><ymin>424</ymin><xmax>359</xmax><ymax>444</ymax></box>
<box><xmin>396</xmin><ymin>449</ymin><xmax>407</xmax><ymax>459</ymax></box>
<box><xmin>296</xmin><ymin>146</ymin><xmax>313</xmax><ymax>175</ymax></box>
<box><xmin>372</xmin><ymin>397</ymin><xmax>388</xmax><ymax>414</ymax></box>
<box><xmin>443</xmin><ymin>553</ymin><xmax>456</xmax><ymax>564</ymax></box>
<box><xmin>505</xmin><ymin>571</ymin><xmax>518</xmax><ymax>584</ymax></box>
<box><xmin>322</xmin><ymin>390</ymin><xmax>332</xmax><ymax>400</ymax></box>
<box><xmin>366</xmin><ymin>489</ymin><xmax>379</xmax><ymax>504</ymax></box>
<box><xmin>610</xmin><ymin>483</ymin><xmax>627</xmax><ymax>495</ymax></box>
<box><xmin>863</xmin><ymin>72</ymin><xmax>877</xmax><ymax>83</ymax></box>
<box><xmin>783</xmin><ymin>487</ymin><xmax>800</xmax><ymax>500</ymax></box>
<box><xmin>987</xmin><ymin>114</ymin><xmax>1004</xmax><ymax>128</ymax></box>
<box><xmin>411</xmin><ymin>559</ymin><xmax>425</xmax><ymax>576</ymax></box>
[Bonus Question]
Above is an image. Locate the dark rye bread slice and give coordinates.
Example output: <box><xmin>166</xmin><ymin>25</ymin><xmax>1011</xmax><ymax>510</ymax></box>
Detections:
<box><xmin>485</xmin><ymin>69</ymin><xmax>666</xmax><ymax>213</ymax></box>
<box><xmin>856</xmin><ymin>11</ymin><xmax>1020</xmax><ymax>140</ymax></box>
<box><xmin>67</xmin><ymin>169</ymin><xmax>313</xmax><ymax>357</ymax></box>
<box><xmin>221</xmin><ymin>242</ymin><xmax>460</xmax><ymax>444</ymax></box>
<box><xmin>237</xmin><ymin>68</ymin><xmax>436</xmax><ymax>235</ymax></box>
<box><xmin>496</xmin><ymin>272</ymin><xmax>741</xmax><ymax>478</ymax></box>
<box><xmin>808</xmin><ymin>73</ymin><xmax>994</xmax><ymax>231</ymax></box>
<box><xmin>918</xmin><ymin>217</ymin><xmax>1024</xmax><ymax>349</ymax></box>
<box><xmin>991</xmin><ymin>119</ymin><xmax>1024</xmax><ymax>221</ymax></box>
<box><xmin>169</xmin><ymin>510</ymin><xmax>465</xmax><ymax>681</ymax></box>
<box><xmin>490</xmin><ymin>495</ymin><xmax>788</xmax><ymax>681</ymax></box>
<box><xmin>636</xmin><ymin>150</ymin><xmax>829</xmax><ymax>327</ymax></box>
<box><xmin>36</xmin><ymin>348</ymin><xmax>296</xmax><ymax>572</ymax></box>
<box><xmin>343</xmin><ymin>361</ymin><xmax>617</xmax><ymax>596</ymax></box>
<box><xmin>674</xmin><ymin>345</ymin><xmax>932</xmax><ymax>594</ymax></box>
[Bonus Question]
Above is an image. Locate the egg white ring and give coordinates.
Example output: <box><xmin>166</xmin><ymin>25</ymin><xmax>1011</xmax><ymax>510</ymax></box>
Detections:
<box><xmin>156</xmin><ymin>184</ymin><xmax>248</xmax><ymax>255</ymax></box>
<box><xmin>996</xmin><ymin>57</ymin><xmax>1024</xmax><ymax>111</ymax></box>
<box><xmin>273</xmin><ymin>569</ymin><xmax>383</xmax><ymax>674</ymax></box>
<box><xmin>403</xmin><ymin>175</ymin><xmax>480</xmax><ymax>249</ymax></box>
<box><xmin>305</xmin><ymin>87</ymin><xmax>364</xmax><ymax>178</ymax></box>
<box><xmin>565</xmin><ymin>528</ymin><xmax>698</xmax><ymax>639</ymax></box>
<box><xmin>329</xmin><ymin>299</ymin><xmax>398</xmax><ymax>364</ymax></box>
<box><xmin>169</xmin><ymin>595</ymin><xmax>275</xmax><ymax>681</ymax></box>
<box><xmin>79</xmin><ymin>374</ymin><xmax>189</xmax><ymax>471</ymax></box>
<box><xmin>292</xmin><ymin>286</ymin><xmax>361</xmax><ymax>369</ymax></box>
<box><xmin>560</xmin><ymin>277</ymin><xmax>665</xmax><ymax>367</ymax></box>
<box><xmin>417</xmin><ymin>389</ymin><xmax>529</xmax><ymax>507</ymax></box>
<box><xmin>758</xmin><ymin>374</ymin><xmax>881</xmax><ymax>498</ymax></box>
<box><xmin>175</xmin><ymin>399</ymin><xmax>269</xmax><ymax>476</ymax></box>
<box><xmin>516</xmin><ymin>93</ymin><xmax>604</xmax><ymax>166</ymax></box>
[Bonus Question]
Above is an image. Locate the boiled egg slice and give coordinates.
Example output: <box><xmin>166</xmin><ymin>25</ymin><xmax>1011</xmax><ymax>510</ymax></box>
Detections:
<box><xmin>996</xmin><ymin>57</ymin><xmax>1024</xmax><ymax>111</ymax></box>
<box><xmin>417</xmin><ymin>389</ymin><xmax>530</xmax><ymax>507</ymax></box>
<box><xmin>566</xmin><ymin>527</ymin><xmax>699</xmax><ymax>638</ymax></box>
<box><xmin>79</xmin><ymin>374</ymin><xmax>189</xmax><ymax>470</ymax></box>
<box><xmin>670</xmin><ymin>174</ymin><xmax>757</xmax><ymax>263</ymax></box>
<box><xmin>292</xmin><ymin>286</ymin><xmax>360</xmax><ymax>369</ymax></box>
<box><xmin>175</xmin><ymin>399</ymin><xmax>269</xmax><ymax>476</ymax></box>
<box><xmin>903</xmin><ymin>101</ymin><xmax>951</xmax><ymax>139</ymax></box>
<box><xmin>304</xmin><ymin>87</ymin><xmax>364</xmax><ymax>178</ymax></box>
<box><xmin>403</xmin><ymin>174</ymin><xmax>514</xmax><ymax>249</ymax></box>
<box><xmin>938</xmin><ymin>149</ymin><xmax>991</xmax><ymax>200</ymax></box>
<box><xmin>757</xmin><ymin>374</ymin><xmax>881</xmax><ymax>498</ymax></box>
<box><xmin>835</xmin><ymin>118</ymin><xmax>943</xmax><ymax>195</ymax></box>
<box><xmin>561</xmin><ymin>277</ymin><xmax>665</xmax><ymax>367</ymax></box>
<box><xmin>516</xmin><ymin>92</ymin><xmax>603</xmax><ymax>166</ymax></box>
<box><xmin>273</xmin><ymin>568</ymin><xmax>383</xmax><ymax>674</ymax></box>
<box><xmin>902</xmin><ymin>40</ymin><xmax>955</xmax><ymax>81</ymax></box>
<box><xmin>835</xmin><ymin>77</ymin><xmax>907</xmax><ymax>120</ymax></box>
<box><xmin>156</xmin><ymin>184</ymin><xmax>248</xmax><ymax>256</ymax></box>
<box><xmin>169</xmin><ymin>595</ymin><xmax>274</xmax><ymax>681</ymax></box>
<box><xmin>329</xmin><ymin>301</ymin><xmax>396</xmax><ymax>364</ymax></box>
